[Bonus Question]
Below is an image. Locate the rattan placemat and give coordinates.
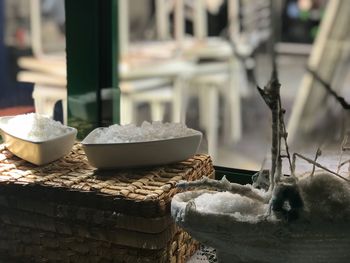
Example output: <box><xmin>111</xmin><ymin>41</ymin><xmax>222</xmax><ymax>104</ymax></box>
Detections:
<box><xmin>0</xmin><ymin>143</ymin><xmax>213</xmax><ymax>218</ymax></box>
<box><xmin>0</xmin><ymin>143</ymin><xmax>211</xmax><ymax>262</ymax></box>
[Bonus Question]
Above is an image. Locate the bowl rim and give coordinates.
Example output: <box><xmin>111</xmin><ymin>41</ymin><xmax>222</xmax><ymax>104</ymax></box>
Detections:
<box><xmin>0</xmin><ymin>116</ymin><xmax>77</xmax><ymax>144</ymax></box>
<box><xmin>81</xmin><ymin>127</ymin><xmax>202</xmax><ymax>146</ymax></box>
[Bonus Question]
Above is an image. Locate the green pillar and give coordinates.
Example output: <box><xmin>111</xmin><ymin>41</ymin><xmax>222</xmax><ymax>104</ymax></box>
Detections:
<box><xmin>65</xmin><ymin>0</ymin><xmax>119</xmax><ymax>138</ymax></box>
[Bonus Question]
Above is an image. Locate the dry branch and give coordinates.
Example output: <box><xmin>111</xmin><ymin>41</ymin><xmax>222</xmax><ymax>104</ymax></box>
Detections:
<box><xmin>257</xmin><ymin>70</ymin><xmax>293</xmax><ymax>191</ymax></box>
<box><xmin>307</xmin><ymin>68</ymin><xmax>350</xmax><ymax>110</ymax></box>
<box><xmin>293</xmin><ymin>152</ymin><xmax>350</xmax><ymax>183</ymax></box>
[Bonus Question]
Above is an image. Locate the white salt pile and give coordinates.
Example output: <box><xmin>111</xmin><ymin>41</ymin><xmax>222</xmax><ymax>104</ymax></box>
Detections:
<box><xmin>92</xmin><ymin>121</ymin><xmax>200</xmax><ymax>143</ymax></box>
<box><xmin>2</xmin><ymin>113</ymin><xmax>70</xmax><ymax>141</ymax></box>
<box><xmin>193</xmin><ymin>192</ymin><xmax>268</xmax><ymax>221</ymax></box>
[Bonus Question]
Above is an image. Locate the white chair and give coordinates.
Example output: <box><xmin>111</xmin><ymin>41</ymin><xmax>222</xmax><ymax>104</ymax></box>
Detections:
<box><xmin>118</xmin><ymin>0</ymin><xmax>193</xmax><ymax>124</ymax></box>
<box><xmin>185</xmin><ymin>57</ymin><xmax>244</xmax><ymax>159</ymax></box>
<box><xmin>17</xmin><ymin>0</ymin><xmax>67</xmax><ymax>122</ymax></box>
<box><xmin>184</xmin><ymin>0</ymin><xmax>271</xmax><ymax>159</ymax></box>
<box><xmin>19</xmin><ymin>0</ymin><xmax>190</xmax><ymax>125</ymax></box>
<box><xmin>287</xmin><ymin>0</ymin><xmax>350</xmax><ymax>143</ymax></box>
<box><xmin>182</xmin><ymin>1</ymin><xmax>243</xmax><ymax>159</ymax></box>
<box><xmin>120</xmin><ymin>78</ymin><xmax>173</xmax><ymax>123</ymax></box>
<box><xmin>17</xmin><ymin>63</ymin><xmax>176</xmax><ymax>125</ymax></box>
<box><xmin>17</xmin><ymin>64</ymin><xmax>67</xmax><ymax>123</ymax></box>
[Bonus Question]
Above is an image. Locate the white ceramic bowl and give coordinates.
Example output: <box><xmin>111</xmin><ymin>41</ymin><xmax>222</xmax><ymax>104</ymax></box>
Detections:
<box><xmin>81</xmin><ymin>127</ymin><xmax>202</xmax><ymax>169</ymax></box>
<box><xmin>0</xmin><ymin>116</ymin><xmax>77</xmax><ymax>165</ymax></box>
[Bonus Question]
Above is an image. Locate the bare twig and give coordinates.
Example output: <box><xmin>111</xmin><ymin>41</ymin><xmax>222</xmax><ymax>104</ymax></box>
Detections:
<box><xmin>257</xmin><ymin>70</ymin><xmax>293</xmax><ymax>191</ymax></box>
<box><xmin>310</xmin><ymin>148</ymin><xmax>322</xmax><ymax>177</ymax></box>
<box><xmin>308</xmin><ymin>69</ymin><xmax>350</xmax><ymax>174</ymax></box>
<box><xmin>337</xmin><ymin>158</ymin><xmax>350</xmax><ymax>171</ymax></box>
<box><xmin>257</xmin><ymin>72</ymin><xmax>281</xmax><ymax>191</ymax></box>
<box><xmin>307</xmin><ymin>68</ymin><xmax>350</xmax><ymax>110</ymax></box>
<box><xmin>252</xmin><ymin>158</ymin><xmax>272</xmax><ymax>191</ymax></box>
<box><xmin>293</xmin><ymin>152</ymin><xmax>350</xmax><ymax>183</ymax></box>
<box><xmin>280</xmin><ymin>98</ymin><xmax>294</xmax><ymax>175</ymax></box>
<box><xmin>337</xmin><ymin>135</ymin><xmax>349</xmax><ymax>173</ymax></box>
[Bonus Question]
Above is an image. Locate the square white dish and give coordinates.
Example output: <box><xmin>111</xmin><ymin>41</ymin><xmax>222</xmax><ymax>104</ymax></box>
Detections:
<box><xmin>0</xmin><ymin>116</ymin><xmax>77</xmax><ymax>166</ymax></box>
<box><xmin>81</xmin><ymin>127</ymin><xmax>202</xmax><ymax>169</ymax></box>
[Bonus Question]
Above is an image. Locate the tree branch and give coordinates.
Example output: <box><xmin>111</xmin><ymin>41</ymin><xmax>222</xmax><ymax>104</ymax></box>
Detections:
<box><xmin>293</xmin><ymin>152</ymin><xmax>350</xmax><ymax>183</ymax></box>
<box><xmin>307</xmin><ymin>67</ymin><xmax>350</xmax><ymax>110</ymax></box>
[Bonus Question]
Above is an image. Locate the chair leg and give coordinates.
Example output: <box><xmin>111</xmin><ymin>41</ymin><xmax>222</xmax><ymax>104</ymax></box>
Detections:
<box><xmin>172</xmin><ymin>76</ymin><xmax>187</xmax><ymax>123</ymax></box>
<box><xmin>150</xmin><ymin>101</ymin><xmax>166</xmax><ymax>121</ymax></box>
<box><xmin>32</xmin><ymin>85</ymin><xmax>63</xmax><ymax>119</ymax></box>
<box><xmin>198</xmin><ymin>88</ymin><xmax>209</xmax><ymax>129</ymax></box>
<box><xmin>62</xmin><ymin>99</ymin><xmax>68</xmax><ymax>125</ymax></box>
<box><xmin>33</xmin><ymin>92</ymin><xmax>45</xmax><ymax>115</ymax></box>
<box><xmin>35</xmin><ymin>97</ymin><xmax>57</xmax><ymax>118</ymax></box>
<box><xmin>32</xmin><ymin>85</ymin><xmax>59</xmax><ymax>118</ymax></box>
<box><xmin>228</xmin><ymin>58</ymin><xmax>242</xmax><ymax>143</ymax></box>
<box><xmin>206</xmin><ymin>84</ymin><xmax>219</xmax><ymax>160</ymax></box>
<box><xmin>120</xmin><ymin>94</ymin><xmax>135</xmax><ymax>124</ymax></box>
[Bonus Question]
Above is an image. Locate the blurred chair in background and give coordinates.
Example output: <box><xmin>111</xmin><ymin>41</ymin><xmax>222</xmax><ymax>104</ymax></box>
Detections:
<box><xmin>18</xmin><ymin>0</ymin><xmax>190</xmax><ymax>126</ymax></box>
<box><xmin>16</xmin><ymin>0</ymin><xmax>272</xmax><ymax>160</ymax></box>
<box><xmin>287</xmin><ymin>0</ymin><xmax>350</xmax><ymax>143</ymax></box>
<box><xmin>118</xmin><ymin>0</ymin><xmax>194</xmax><ymax>125</ymax></box>
<box><xmin>175</xmin><ymin>0</ymin><xmax>271</xmax><ymax>158</ymax></box>
<box><xmin>17</xmin><ymin>0</ymin><xmax>67</xmax><ymax>123</ymax></box>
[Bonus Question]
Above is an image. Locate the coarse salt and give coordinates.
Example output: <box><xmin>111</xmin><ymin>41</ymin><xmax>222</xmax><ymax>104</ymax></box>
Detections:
<box><xmin>193</xmin><ymin>192</ymin><xmax>268</xmax><ymax>221</ymax></box>
<box><xmin>92</xmin><ymin>121</ymin><xmax>200</xmax><ymax>143</ymax></box>
<box><xmin>2</xmin><ymin>113</ymin><xmax>70</xmax><ymax>141</ymax></box>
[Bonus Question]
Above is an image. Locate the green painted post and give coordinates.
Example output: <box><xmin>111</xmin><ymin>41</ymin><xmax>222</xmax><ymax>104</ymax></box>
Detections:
<box><xmin>65</xmin><ymin>0</ymin><xmax>119</xmax><ymax>138</ymax></box>
<box><xmin>112</xmin><ymin>0</ymin><xmax>120</xmax><ymax>125</ymax></box>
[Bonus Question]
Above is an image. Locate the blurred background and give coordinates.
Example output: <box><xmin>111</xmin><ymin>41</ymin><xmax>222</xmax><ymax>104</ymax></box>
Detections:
<box><xmin>1</xmin><ymin>0</ymin><xmax>350</xmax><ymax>172</ymax></box>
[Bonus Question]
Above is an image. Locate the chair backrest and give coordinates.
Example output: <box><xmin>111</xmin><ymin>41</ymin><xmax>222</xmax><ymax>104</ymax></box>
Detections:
<box><xmin>228</xmin><ymin>0</ymin><xmax>271</xmax><ymax>56</ymax></box>
<box><xmin>161</xmin><ymin>0</ymin><xmax>271</xmax><ymax>56</ymax></box>
<box><xmin>29</xmin><ymin>0</ymin><xmax>65</xmax><ymax>58</ymax></box>
<box><xmin>30</xmin><ymin>0</ymin><xmax>43</xmax><ymax>57</ymax></box>
<box><xmin>156</xmin><ymin>0</ymin><xmax>171</xmax><ymax>40</ymax></box>
<box><xmin>287</xmin><ymin>0</ymin><xmax>350</xmax><ymax>142</ymax></box>
<box><xmin>119</xmin><ymin>0</ymin><xmax>211</xmax><ymax>55</ymax></box>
